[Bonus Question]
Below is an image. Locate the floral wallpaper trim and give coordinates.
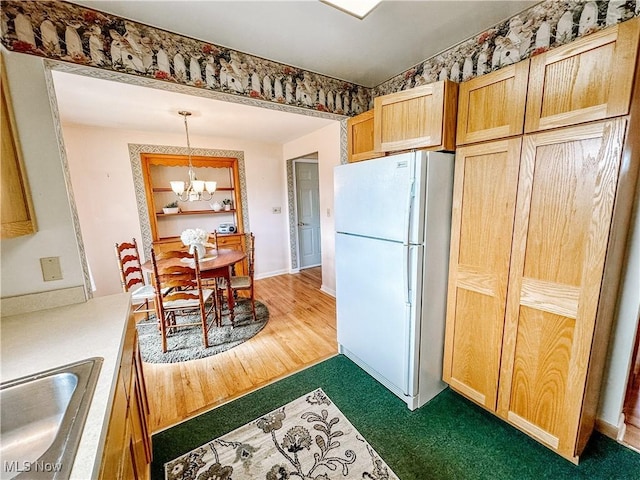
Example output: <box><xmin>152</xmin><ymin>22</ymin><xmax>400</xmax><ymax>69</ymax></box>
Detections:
<box><xmin>42</xmin><ymin>62</ymin><xmax>92</xmax><ymax>300</ymax></box>
<box><xmin>375</xmin><ymin>0</ymin><xmax>640</xmax><ymax>96</ymax></box>
<box><xmin>1</xmin><ymin>0</ymin><xmax>369</xmax><ymax>116</ymax></box>
<box><xmin>2</xmin><ymin>1</ymin><xmax>638</xmax><ymax>113</ymax></box>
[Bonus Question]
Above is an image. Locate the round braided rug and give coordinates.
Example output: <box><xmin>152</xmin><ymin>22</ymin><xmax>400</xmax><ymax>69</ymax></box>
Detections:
<box><xmin>136</xmin><ymin>299</ymin><xmax>268</xmax><ymax>363</ymax></box>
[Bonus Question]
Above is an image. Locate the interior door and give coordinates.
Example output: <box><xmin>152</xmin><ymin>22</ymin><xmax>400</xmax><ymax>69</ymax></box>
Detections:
<box><xmin>295</xmin><ymin>161</ymin><xmax>321</xmax><ymax>269</ymax></box>
<box><xmin>497</xmin><ymin>119</ymin><xmax>626</xmax><ymax>459</ymax></box>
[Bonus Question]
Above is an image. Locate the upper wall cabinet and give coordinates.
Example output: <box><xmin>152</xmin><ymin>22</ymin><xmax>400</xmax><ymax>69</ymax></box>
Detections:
<box><xmin>374</xmin><ymin>80</ymin><xmax>458</xmax><ymax>153</ymax></box>
<box><xmin>456</xmin><ymin>60</ymin><xmax>530</xmax><ymax>146</ymax></box>
<box><xmin>1</xmin><ymin>54</ymin><xmax>36</xmax><ymax>239</ymax></box>
<box><xmin>525</xmin><ymin>18</ymin><xmax>640</xmax><ymax>133</ymax></box>
<box><xmin>347</xmin><ymin>109</ymin><xmax>384</xmax><ymax>163</ymax></box>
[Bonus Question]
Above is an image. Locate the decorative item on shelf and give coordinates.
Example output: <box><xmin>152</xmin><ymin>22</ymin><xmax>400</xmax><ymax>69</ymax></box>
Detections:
<box><xmin>162</xmin><ymin>201</ymin><xmax>180</xmax><ymax>214</ymax></box>
<box><xmin>180</xmin><ymin>228</ymin><xmax>209</xmax><ymax>258</ymax></box>
<box><xmin>222</xmin><ymin>198</ymin><xmax>232</xmax><ymax>211</ymax></box>
<box><xmin>210</xmin><ymin>201</ymin><xmax>222</xmax><ymax>212</ymax></box>
<box><xmin>218</xmin><ymin>223</ymin><xmax>237</xmax><ymax>234</ymax></box>
<box><xmin>169</xmin><ymin>111</ymin><xmax>217</xmax><ymax>202</ymax></box>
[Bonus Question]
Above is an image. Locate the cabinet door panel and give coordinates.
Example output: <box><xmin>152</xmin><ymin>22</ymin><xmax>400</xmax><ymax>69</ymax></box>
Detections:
<box><xmin>457</xmin><ymin>60</ymin><xmax>529</xmax><ymax>145</ymax></box>
<box><xmin>98</xmin><ymin>371</ymin><xmax>128</xmax><ymax>480</ymax></box>
<box><xmin>443</xmin><ymin>138</ymin><xmax>522</xmax><ymax>410</ymax></box>
<box><xmin>374</xmin><ymin>80</ymin><xmax>457</xmax><ymax>152</ymax></box>
<box><xmin>525</xmin><ymin>18</ymin><xmax>639</xmax><ymax>132</ymax></box>
<box><xmin>498</xmin><ymin>119</ymin><xmax>626</xmax><ymax>459</ymax></box>
<box><xmin>507</xmin><ymin>306</ymin><xmax>575</xmax><ymax>450</ymax></box>
<box><xmin>1</xmin><ymin>55</ymin><xmax>36</xmax><ymax>238</ymax></box>
<box><xmin>347</xmin><ymin>110</ymin><xmax>383</xmax><ymax>162</ymax></box>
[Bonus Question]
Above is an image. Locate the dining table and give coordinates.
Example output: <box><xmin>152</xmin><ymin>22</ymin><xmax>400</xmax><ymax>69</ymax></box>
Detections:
<box><xmin>143</xmin><ymin>247</ymin><xmax>246</xmax><ymax>324</ymax></box>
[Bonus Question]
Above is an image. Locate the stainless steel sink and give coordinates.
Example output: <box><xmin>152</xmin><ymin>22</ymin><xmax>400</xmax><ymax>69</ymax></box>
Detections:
<box><xmin>1</xmin><ymin>357</ymin><xmax>103</xmax><ymax>479</ymax></box>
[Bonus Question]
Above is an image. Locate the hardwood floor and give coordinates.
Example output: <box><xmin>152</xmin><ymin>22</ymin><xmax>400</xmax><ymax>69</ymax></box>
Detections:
<box><xmin>142</xmin><ymin>267</ymin><xmax>337</xmax><ymax>433</ymax></box>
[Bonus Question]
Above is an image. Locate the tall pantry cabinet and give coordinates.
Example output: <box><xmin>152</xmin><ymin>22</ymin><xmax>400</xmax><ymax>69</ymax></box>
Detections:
<box><xmin>443</xmin><ymin>18</ymin><xmax>640</xmax><ymax>463</ymax></box>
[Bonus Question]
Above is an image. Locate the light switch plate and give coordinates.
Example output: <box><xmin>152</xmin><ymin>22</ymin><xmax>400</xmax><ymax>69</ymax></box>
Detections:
<box><xmin>40</xmin><ymin>257</ymin><xmax>62</xmax><ymax>281</ymax></box>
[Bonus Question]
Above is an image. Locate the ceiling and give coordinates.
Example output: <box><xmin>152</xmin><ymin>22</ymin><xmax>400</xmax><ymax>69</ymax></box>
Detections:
<box><xmin>55</xmin><ymin>0</ymin><xmax>538</xmax><ymax>141</ymax></box>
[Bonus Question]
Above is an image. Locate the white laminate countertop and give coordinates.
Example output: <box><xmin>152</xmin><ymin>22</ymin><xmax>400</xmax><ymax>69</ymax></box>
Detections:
<box><xmin>1</xmin><ymin>293</ymin><xmax>132</xmax><ymax>480</ymax></box>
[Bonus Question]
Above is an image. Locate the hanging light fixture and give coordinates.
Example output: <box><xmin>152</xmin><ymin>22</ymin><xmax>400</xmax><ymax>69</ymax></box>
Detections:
<box><xmin>170</xmin><ymin>111</ymin><xmax>217</xmax><ymax>202</ymax></box>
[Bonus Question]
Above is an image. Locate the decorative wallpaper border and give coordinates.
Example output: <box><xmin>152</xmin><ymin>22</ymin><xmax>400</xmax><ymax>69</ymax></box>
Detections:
<box><xmin>42</xmin><ymin>60</ymin><xmax>93</xmax><ymax>299</ymax></box>
<box><xmin>1</xmin><ymin>0</ymin><xmax>369</xmax><ymax>115</ymax></box>
<box><xmin>375</xmin><ymin>0</ymin><xmax>640</xmax><ymax>96</ymax></box>
<box><xmin>2</xmin><ymin>0</ymin><xmax>639</xmax><ymax>109</ymax></box>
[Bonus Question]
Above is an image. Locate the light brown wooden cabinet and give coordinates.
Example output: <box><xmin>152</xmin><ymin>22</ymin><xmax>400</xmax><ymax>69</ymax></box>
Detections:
<box><xmin>347</xmin><ymin>109</ymin><xmax>384</xmax><ymax>162</ymax></box>
<box><xmin>456</xmin><ymin>60</ymin><xmax>529</xmax><ymax>145</ymax></box>
<box><xmin>443</xmin><ymin>138</ymin><xmax>522</xmax><ymax>410</ymax></box>
<box><xmin>99</xmin><ymin>310</ymin><xmax>152</xmax><ymax>479</ymax></box>
<box><xmin>444</xmin><ymin>17</ymin><xmax>640</xmax><ymax>464</ymax></box>
<box><xmin>1</xmin><ymin>54</ymin><xmax>36</xmax><ymax>239</ymax></box>
<box><xmin>493</xmin><ymin>119</ymin><xmax>628</xmax><ymax>461</ymax></box>
<box><xmin>525</xmin><ymin>18</ymin><xmax>640</xmax><ymax>133</ymax></box>
<box><xmin>373</xmin><ymin>80</ymin><xmax>458</xmax><ymax>153</ymax></box>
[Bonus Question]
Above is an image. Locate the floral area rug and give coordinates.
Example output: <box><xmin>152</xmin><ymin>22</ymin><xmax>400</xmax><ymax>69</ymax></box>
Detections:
<box><xmin>165</xmin><ymin>388</ymin><xmax>399</xmax><ymax>480</ymax></box>
<box><xmin>137</xmin><ymin>299</ymin><xmax>268</xmax><ymax>363</ymax></box>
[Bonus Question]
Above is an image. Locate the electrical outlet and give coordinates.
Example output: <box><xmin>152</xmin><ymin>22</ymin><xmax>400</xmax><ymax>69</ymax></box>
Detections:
<box><xmin>40</xmin><ymin>257</ymin><xmax>62</xmax><ymax>281</ymax></box>
<box><xmin>272</xmin><ymin>207</ymin><xmax>281</xmax><ymax>214</ymax></box>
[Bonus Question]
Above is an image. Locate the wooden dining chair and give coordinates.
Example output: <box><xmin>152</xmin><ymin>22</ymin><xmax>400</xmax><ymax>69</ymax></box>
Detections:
<box><xmin>150</xmin><ymin>247</ymin><xmax>217</xmax><ymax>353</ymax></box>
<box><xmin>115</xmin><ymin>238</ymin><xmax>156</xmax><ymax>321</ymax></box>
<box><xmin>218</xmin><ymin>233</ymin><xmax>256</xmax><ymax>321</ymax></box>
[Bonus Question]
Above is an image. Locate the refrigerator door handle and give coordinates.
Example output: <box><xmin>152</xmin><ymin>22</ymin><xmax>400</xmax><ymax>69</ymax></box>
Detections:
<box><xmin>403</xmin><ymin>175</ymin><xmax>415</xmax><ymax>250</ymax></box>
<box><xmin>403</xmin><ymin>245</ymin><xmax>411</xmax><ymax>305</ymax></box>
<box><xmin>403</xmin><ymin>161</ymin><xmax>416</xmax><ymax>305</ymax></box>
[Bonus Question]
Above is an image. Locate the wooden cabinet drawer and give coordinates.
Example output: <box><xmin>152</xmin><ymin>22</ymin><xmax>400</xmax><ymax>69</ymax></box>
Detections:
<box><xmin>374</xmin><ymin>80</ymin><xmax>458</xmax><ymax>153</ymax></box>
<box><xmin>525</xmin><ymin>18</ymin><xmax>640</xmax><ymax>133</ymax></box>
<box><xmin>347</xmin><ymin>109</ymin><xmax>384</xmax><ymax>162</ymax></box>
<box><xmin>456</xmin><ymin>60</ymin><xmax>529</xmax><ymax>145</ymax></box>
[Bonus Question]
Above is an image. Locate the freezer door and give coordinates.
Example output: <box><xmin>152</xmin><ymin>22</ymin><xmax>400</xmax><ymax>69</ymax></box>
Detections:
<box><xmin>336</xmin><ymin>233</ymin><xmax>417</xmax><ymax>395</ymax></box>
<box><xmin>334</xmin><ymin>153</ymin><xmax>421</xmax><ymax>243</ymax></box>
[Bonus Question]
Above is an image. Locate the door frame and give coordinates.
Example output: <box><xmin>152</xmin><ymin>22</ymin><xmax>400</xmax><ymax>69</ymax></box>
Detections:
<box><xmin>291</xmin><ymin>156</ymin><xmax>320</xmax><ymax>272</ymax></box>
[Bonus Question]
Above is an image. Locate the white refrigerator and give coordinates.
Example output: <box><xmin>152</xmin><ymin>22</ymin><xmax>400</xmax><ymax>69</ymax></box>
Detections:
<box><xmin>334</xmin><ymin>150</ymin><xmax>454</xmax><ymax>410</ymax></box>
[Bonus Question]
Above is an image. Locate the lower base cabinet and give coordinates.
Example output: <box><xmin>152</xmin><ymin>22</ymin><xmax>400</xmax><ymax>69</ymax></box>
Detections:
<box><xmin>99</xmin><ymin>311</ymin><xmax>152</xmax><ymax>479</ymax></box>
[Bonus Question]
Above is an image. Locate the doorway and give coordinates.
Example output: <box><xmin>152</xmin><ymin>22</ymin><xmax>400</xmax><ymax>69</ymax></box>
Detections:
<box><xmin>294</xmin><ymin>159</ymin><xmax>322</xmax><ymax>269</ymax></box>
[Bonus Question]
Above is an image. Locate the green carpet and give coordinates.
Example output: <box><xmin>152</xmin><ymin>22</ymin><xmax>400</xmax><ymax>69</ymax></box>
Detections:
<box><xmin>152</xmin><ymin>355</ymin><xmax>640</xmax><ymax>479</ymax></box>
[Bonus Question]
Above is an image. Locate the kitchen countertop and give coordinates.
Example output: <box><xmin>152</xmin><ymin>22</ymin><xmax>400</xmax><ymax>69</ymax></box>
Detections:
<box><xmin>1</xmin><ymin>293</ymin><xmax>132</xmax><ymax>480</ymax></box>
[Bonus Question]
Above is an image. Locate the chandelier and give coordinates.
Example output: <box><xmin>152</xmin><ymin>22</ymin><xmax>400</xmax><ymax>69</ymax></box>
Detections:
<box><xmin>170</xmin><ymin>111</ymin><xmax>216</xmax><ymax>202</ymax></box>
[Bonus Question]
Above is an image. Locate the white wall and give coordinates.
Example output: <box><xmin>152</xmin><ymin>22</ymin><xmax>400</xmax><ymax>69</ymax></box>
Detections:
<box><xmin>1</xmin><ymin>51</ymin><xmax>84</xmax><ymax>298</ymax></box>
<box><xmin>61</xmin><ymin>123</ymin><xmax>288</xmax><ymax>297</ymax></box>
<box><xmin>598</xmin><ymin>192</ymin><xmax>640</xmax><ymax>426</ymax></box>
<box><xmin>283</xmin><ymin>122</ymin><xmax>341</xmax><ymax>295</ymax></box>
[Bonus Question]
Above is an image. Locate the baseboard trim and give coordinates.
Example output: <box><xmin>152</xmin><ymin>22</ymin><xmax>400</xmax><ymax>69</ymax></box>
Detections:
<box><xmin>595</xmin><ymin>417</ymin><xmax>621</xmax><ymax>440</ymax></box>
<box><xmin>320</xmin><ymin>285</ymin><xmax>336</xmax><ymax>297</ymax></box>
<box><xmin>255</xmin><ymin>269</ymin><xmax>289</xmax><ymax>280</ymax></box>
<box><xmin>1</xmin><ymin>286</ymin><xmax>86</xmax><ymax>317</ymax></box>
